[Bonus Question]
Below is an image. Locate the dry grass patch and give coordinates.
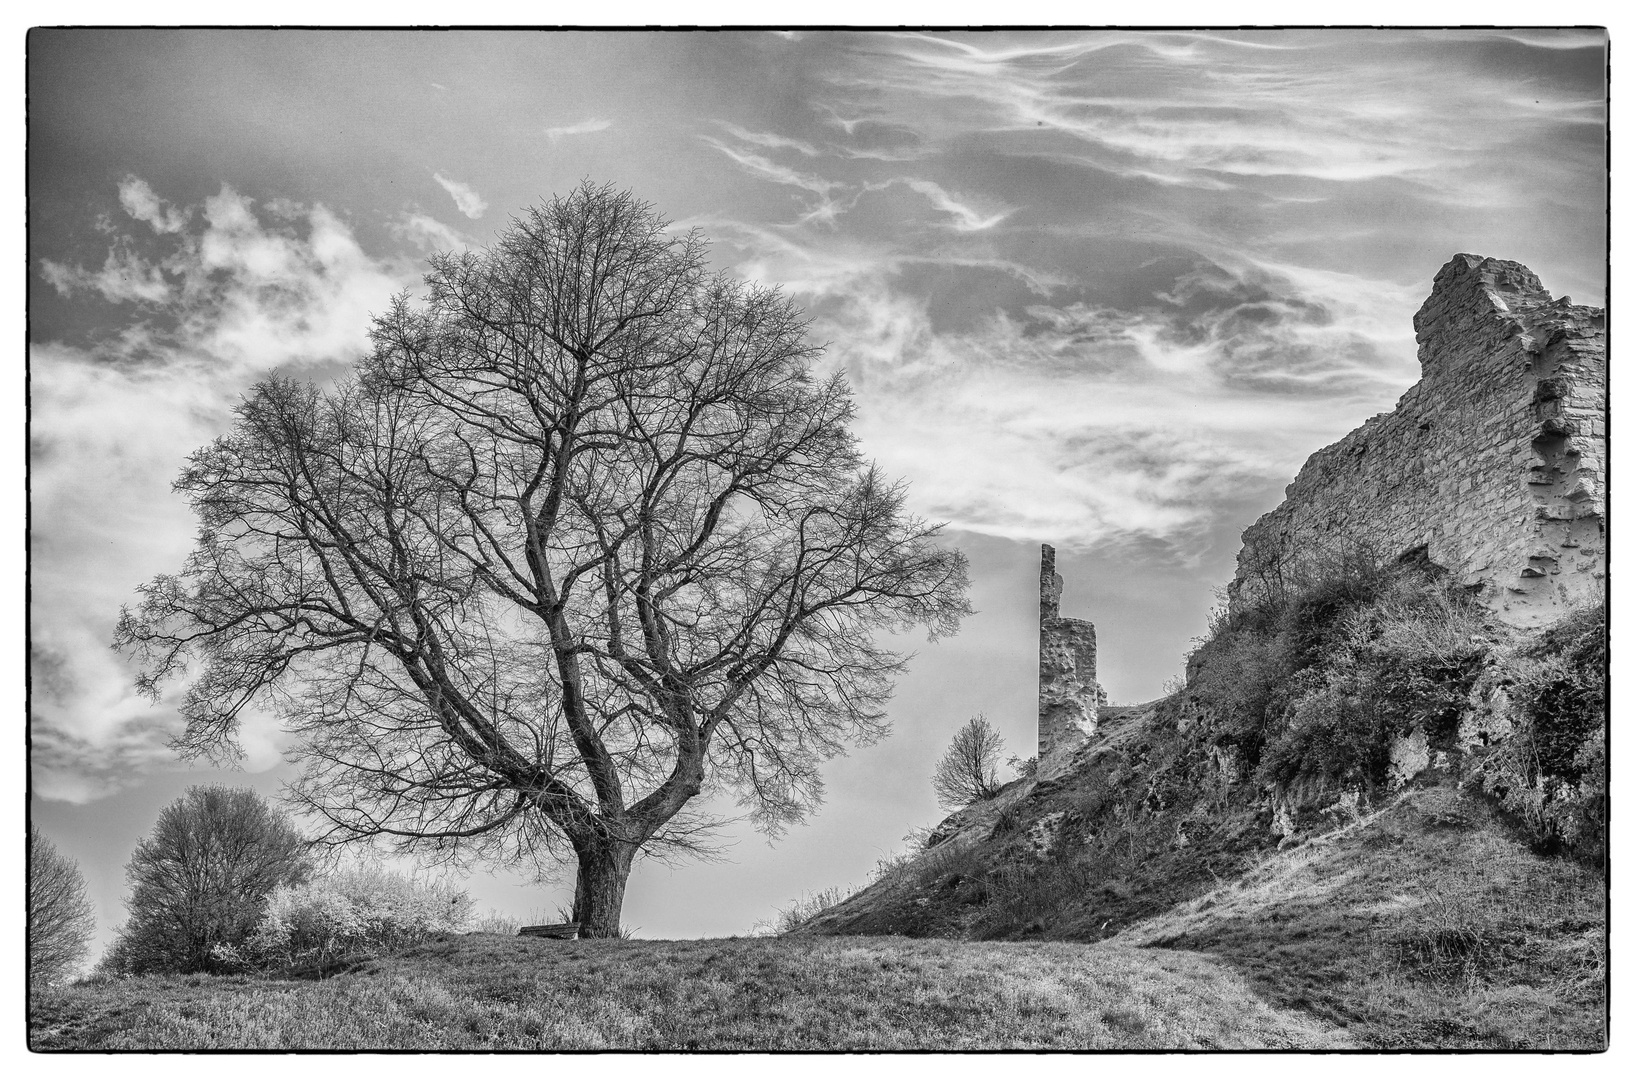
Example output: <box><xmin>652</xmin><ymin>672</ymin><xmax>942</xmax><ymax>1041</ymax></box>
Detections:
<box><xmin>32</xmin><ymin>934</ymin><xmax>1351</xmax><ymax>1051</ymax></box>
<box><xmin>1112</xmin><ymin>786</ymin><xmax>1605</xmax><ymax>1050</ymax></box>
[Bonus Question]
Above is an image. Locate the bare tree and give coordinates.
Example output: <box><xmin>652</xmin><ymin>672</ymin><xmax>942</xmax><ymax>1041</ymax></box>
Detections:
<box><xmin>932</xmin><ymin>714</ymin><xmax>1007</xmax><ymax>809</ymax></box>
<box><xmin>29</xmin><ymin>827</ymin><xmax>95</xmax><ymax>988</ymax></box>
<box><xmin>116</xmin><ymin>182</ymin><xmax>972</xmax><ymax>937</ymax></box>
<box><xmin>102</xmin><ymin>786</ymin><xmax>311</xmax><ymax>974</ymax></box>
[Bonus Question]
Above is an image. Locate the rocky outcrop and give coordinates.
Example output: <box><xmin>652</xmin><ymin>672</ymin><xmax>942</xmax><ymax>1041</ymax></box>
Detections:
<box><xmin>1038</xmin><ymin>544</ymin><xmax>1104</xmax><ymax>765</ymax></box>
<box><xmin>1231</xmin><ymin>255</ymin><xmax>1605</xmax><ymax>626</ymax></box>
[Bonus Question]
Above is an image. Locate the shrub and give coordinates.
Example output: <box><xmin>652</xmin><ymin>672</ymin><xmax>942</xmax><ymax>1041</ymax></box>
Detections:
<box><xmin>1197</xmin><ymin>548</ymin><xmax>1603</xmax><ymax>864</ymax></box>
<box><xmin>1256</xmin><ymin>683</ymin><xmax>1389</xmax><ymax>793</ymax></box>
<box><xmin>227</xmin><ymin>864</ymin><xmax>473</xmax><ymax>970</ymax></box>
<box><xmin>979</xmin><ymin>860</ymin><xmax>1094</xmax><ymax>936</ymax></box>
<box><xmin>1187</xmin><ymin>550</ymin><xmax>1494</xmax><ymax>803</ymax></box>
<box><xmin>1340</xmin><ymin>580</ymin><xmax>1490</xmax><ymax>739</ymax></box>
<box><xmin>1512</xmin><ymin>603</ymin><xmax>1605</xmax><ymax>779</ymax></box>
<box><xmin>1470</xmin><ymin>603</ymin><xmax>1605</xmax><ymax>862</ymax></box>
<box><xmin>1006</xmin><ymin>754</ymin><xmax>1038</xmax><ymax>782</ymax></box>
<box><xmin>29</xmin><ymin>827</ymin><xmax>96</xmax><ymax>988</ymax></box>
<box><xmin>102</xmin><ymin>786</ymin><xmax>311</xmax><ymax>975</ymax></box>
<box><xmin>1255</xmin><ymin>579</ymin><xmax>1490</xmax><ymax>795</ymax></box>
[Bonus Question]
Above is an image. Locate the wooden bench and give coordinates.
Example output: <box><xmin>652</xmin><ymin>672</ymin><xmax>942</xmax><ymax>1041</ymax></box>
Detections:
<box><xmin>518</xmin><ymin>922</ymin><xmax>581</xmax><ymax>940</ymax></box>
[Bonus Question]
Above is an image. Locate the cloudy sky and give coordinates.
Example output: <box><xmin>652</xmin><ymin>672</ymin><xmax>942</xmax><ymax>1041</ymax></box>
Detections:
<box><xmin>27</xmin><ymin>28</ymin><xmax>1607</xmax><ymax>953</ymax></box>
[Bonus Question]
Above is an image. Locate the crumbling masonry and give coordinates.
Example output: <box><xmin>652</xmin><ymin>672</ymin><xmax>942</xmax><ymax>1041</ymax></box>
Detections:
<box><xmin>1230</xmin><ymin>255</ymin><xmax>1606</xmax><ymax>627</ymax></box>
<box><xmin>1039</xmin><ymin>544</ymin><xmax>1105</xmax><ymax>760</ymax></box>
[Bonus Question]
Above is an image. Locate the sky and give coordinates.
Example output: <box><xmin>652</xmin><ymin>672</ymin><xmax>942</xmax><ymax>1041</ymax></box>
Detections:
<box><xmin>25</xmin><ymin>27</ymin><xmax>1609</xmax><ymax>961</ymax></box>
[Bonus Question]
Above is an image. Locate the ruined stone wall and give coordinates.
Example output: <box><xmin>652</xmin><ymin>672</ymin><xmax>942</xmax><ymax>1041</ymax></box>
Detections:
<box><xmin>1039</xmin><ymin>544</ymin><xmax>1104</xmax><ymax>761</ymax></box>
<box><xmin>1231</xmin><ymin>255</ymin><xmax>1606</xmax><ymax>626</ymax></box>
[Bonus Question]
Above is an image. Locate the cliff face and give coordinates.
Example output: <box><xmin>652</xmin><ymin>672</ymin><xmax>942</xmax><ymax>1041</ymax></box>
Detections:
<box><xmin>1231</xmin><ymin>255</ymin><xmax>1605</xmax><ymax>626</ymax></box>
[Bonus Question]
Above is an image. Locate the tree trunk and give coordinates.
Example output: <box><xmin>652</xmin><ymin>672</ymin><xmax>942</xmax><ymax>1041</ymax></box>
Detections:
<box><xmin>571</xmin><ymin>839</ymin><xmax>636</xmax><ymax>938</ymax></box>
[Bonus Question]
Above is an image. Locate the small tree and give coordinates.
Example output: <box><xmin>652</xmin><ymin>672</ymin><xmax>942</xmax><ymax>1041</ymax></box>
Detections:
<box><xmin>29</xmin><ymin>827</ymin><xmax>95</xmax><ymax>988</ymax></box>
<box><xmin>116</xmin><ymin>182</ymin><xmax>971</xmax><ymax>937</ymax></box>
<box><xmin>103</xmin><ymin>786</ymin><xmax>311</xmax><ymax>975</ymax></box>
<box><xmin>932</xmin><ymin>714</ymin><xmax>1007</xmax><ymax>809</ymax></box>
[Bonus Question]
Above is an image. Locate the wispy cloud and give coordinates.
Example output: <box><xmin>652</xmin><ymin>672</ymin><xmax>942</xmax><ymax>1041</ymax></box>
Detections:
<box><xmin>713</xmin><ymin>120</ymin><xmax>821</xmax><ymax>157</ymax></box>
<box><xmin>391</xmin><ymin>211</ymin><xmax>476</xmax><ymax>253</ymax></box>
<box><xmin>896</xmin><ymin>179</ymin><xmax>1012</xmax><ymax>231</ymax></box>
<box><xmin>432</xmin><ymin>172</ymin><xmax>488</xmax><ymax>219</ymax></box>
<box><xmin>701</xmin><ymin>206</ymin><xmax>1422</xmax><ymax>557</ymax></box>
<box><xmin>700</xmin><ymin>135</ymin><xmax>850</xmax><ymax>226</ymax></box>
<box><xmin>40</xmin><ymin>241</ymin><xmax>172</xmax><ymax>304</ymax></box>
<box><xmin>545</xmin><ymin>118</ymin><xmax>612</xmax><ymax>141</ymax></box>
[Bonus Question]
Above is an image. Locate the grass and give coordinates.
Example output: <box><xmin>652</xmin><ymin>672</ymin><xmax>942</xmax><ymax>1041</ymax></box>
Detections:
<box><xmin>29</xmin><ymin>934</ymin><xmax>1352</xmax><ymax>1050</ymax></box>
<box><xmin>756</xmin><ymin>886</ymin><xmax>854</xmax><ymax>936</ymax></box>
<box><xmin>1111</xmin><ymin>785</ymin><xmax>1605</xmax><ymax>1050</ymax></box>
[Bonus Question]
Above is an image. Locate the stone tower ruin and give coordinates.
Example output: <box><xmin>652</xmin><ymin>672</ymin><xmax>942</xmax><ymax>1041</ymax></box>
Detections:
<box><xmin>1038</xmin><ymin>544</ymin><xmax>1104</xmax><ymax>761</ymax></box>
<box><xmin>1230</xmin><ymin>254</ymin><xmax>1605</xmax><ymax>627</ymax></box>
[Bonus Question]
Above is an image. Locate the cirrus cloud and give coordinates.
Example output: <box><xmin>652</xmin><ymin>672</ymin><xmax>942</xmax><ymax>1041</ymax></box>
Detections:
<box><xmin>432</xmin><ymin>172</ymin><xmax>488</xmax><ymax>219</ymax></box>
<box><xmin>545</xmin><ymin>117</ymin><xmax>612</xmax><ymax>142</ymax></box>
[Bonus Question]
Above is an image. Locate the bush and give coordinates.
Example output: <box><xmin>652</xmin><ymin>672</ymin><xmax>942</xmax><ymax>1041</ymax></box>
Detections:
<box><xmin>1195</xmin><ymin>548</ymin><xmax>1604</xmax><ymax>863</ymax></box>
<box><xmin>1255</xmin><ymin>578</ymin><xmax>1490</xmax><ymax>795</ymax></box>
<box><xmin>1256</xmin><ymin>683</ymin><xmax>1389</xmax><ymax>794</ymax></box>
<box><xmin>1471</xmin><ymin>603</ymin><xmax>1605</xmax><ymax>862</ymax></box>
<box><xmin>980</xmin><ymin>860</ymin><xmax>1094</xmax><ymax>935</ymax></box>
<box><xmin>225</xmin><ymin>864</ymin><xmax>473</xmax><ymax>971</ymax></box>
<box><xmin>1185</xmin><ymin>550</ymin><xmax>1494</xmax><ymax>802</ymax></box>
<box><xmin>29</xmin><ymin>827</ymin><xmax>96</xmax><ymax>988</ymax></box>
<box><xmin>102</xmin><ymin>786</ymin><xmax>311</xmax><ymax>975</ymax></box>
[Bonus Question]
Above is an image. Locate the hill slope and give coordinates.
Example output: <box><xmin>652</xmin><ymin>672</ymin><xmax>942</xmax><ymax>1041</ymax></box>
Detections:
<box><xmin>793</xmin><ymin>573</ymin><xmax>1606</xmax><ymax>1050</ymax></box>
<box><xmin>797</xmin><ymin>759</ymin><xmax>1602</xmax><ymax>1050</ymax></box>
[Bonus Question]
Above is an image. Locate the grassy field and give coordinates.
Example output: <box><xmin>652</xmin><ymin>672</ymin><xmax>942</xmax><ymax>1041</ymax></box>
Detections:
<box><xmin>1112</xmin><ymin>787</ymin><xmax>1606</xmax><ymax>1050</ymax></box>
<box><xmin>30</xmin><ymin>934</ymin><xmax>1353</xmax><ymax>1051</ymax></box>
<box><xmin>30</xmin><ymin>787</ymin><xmax>1602</xmax><ymax>1051</ymax></box>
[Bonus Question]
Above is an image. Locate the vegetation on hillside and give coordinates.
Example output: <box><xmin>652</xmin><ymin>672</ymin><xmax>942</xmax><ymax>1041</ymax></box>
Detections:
<box><xmin>1184</xmin><ymin>545</ymin><xmax>1604</xmax><ymax>860</ymax></box>
<box><xmin>785</xmin><ymin>551</ymin><xmax>1605</xmax><ymax>1049</ymax></box>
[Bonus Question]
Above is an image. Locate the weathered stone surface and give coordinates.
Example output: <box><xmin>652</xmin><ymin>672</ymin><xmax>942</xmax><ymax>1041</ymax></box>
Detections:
<box><xmin>1230</xmin><ymin>255</ymin><xmax>1605</xmax><ymax>626</ymax></box>
<box><xmin>1038</xmin><ymin>544</ymin><xmax>1105</xmax><ymax>763</ymax></box>
<box><xmin>1388</xmin><ymin>727</ymin><xmax>1431</xmax><ymax>787</ymax></box>
<box><xmin>1025</xmin><ymin>811</ymin><xmax>1068</xmax><ymax>861</ymax></box>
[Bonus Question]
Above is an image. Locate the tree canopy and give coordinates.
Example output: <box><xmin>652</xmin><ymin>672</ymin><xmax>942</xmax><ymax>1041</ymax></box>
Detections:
<box><xmin>103</xmin><ymin>786</ymin><xmax>312</xmax><ymax>975</ymax></box>
<box><xmin>118</xmin><ymin>183</ymin><xmax>971</xmax><ymax>935</ymax></box>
